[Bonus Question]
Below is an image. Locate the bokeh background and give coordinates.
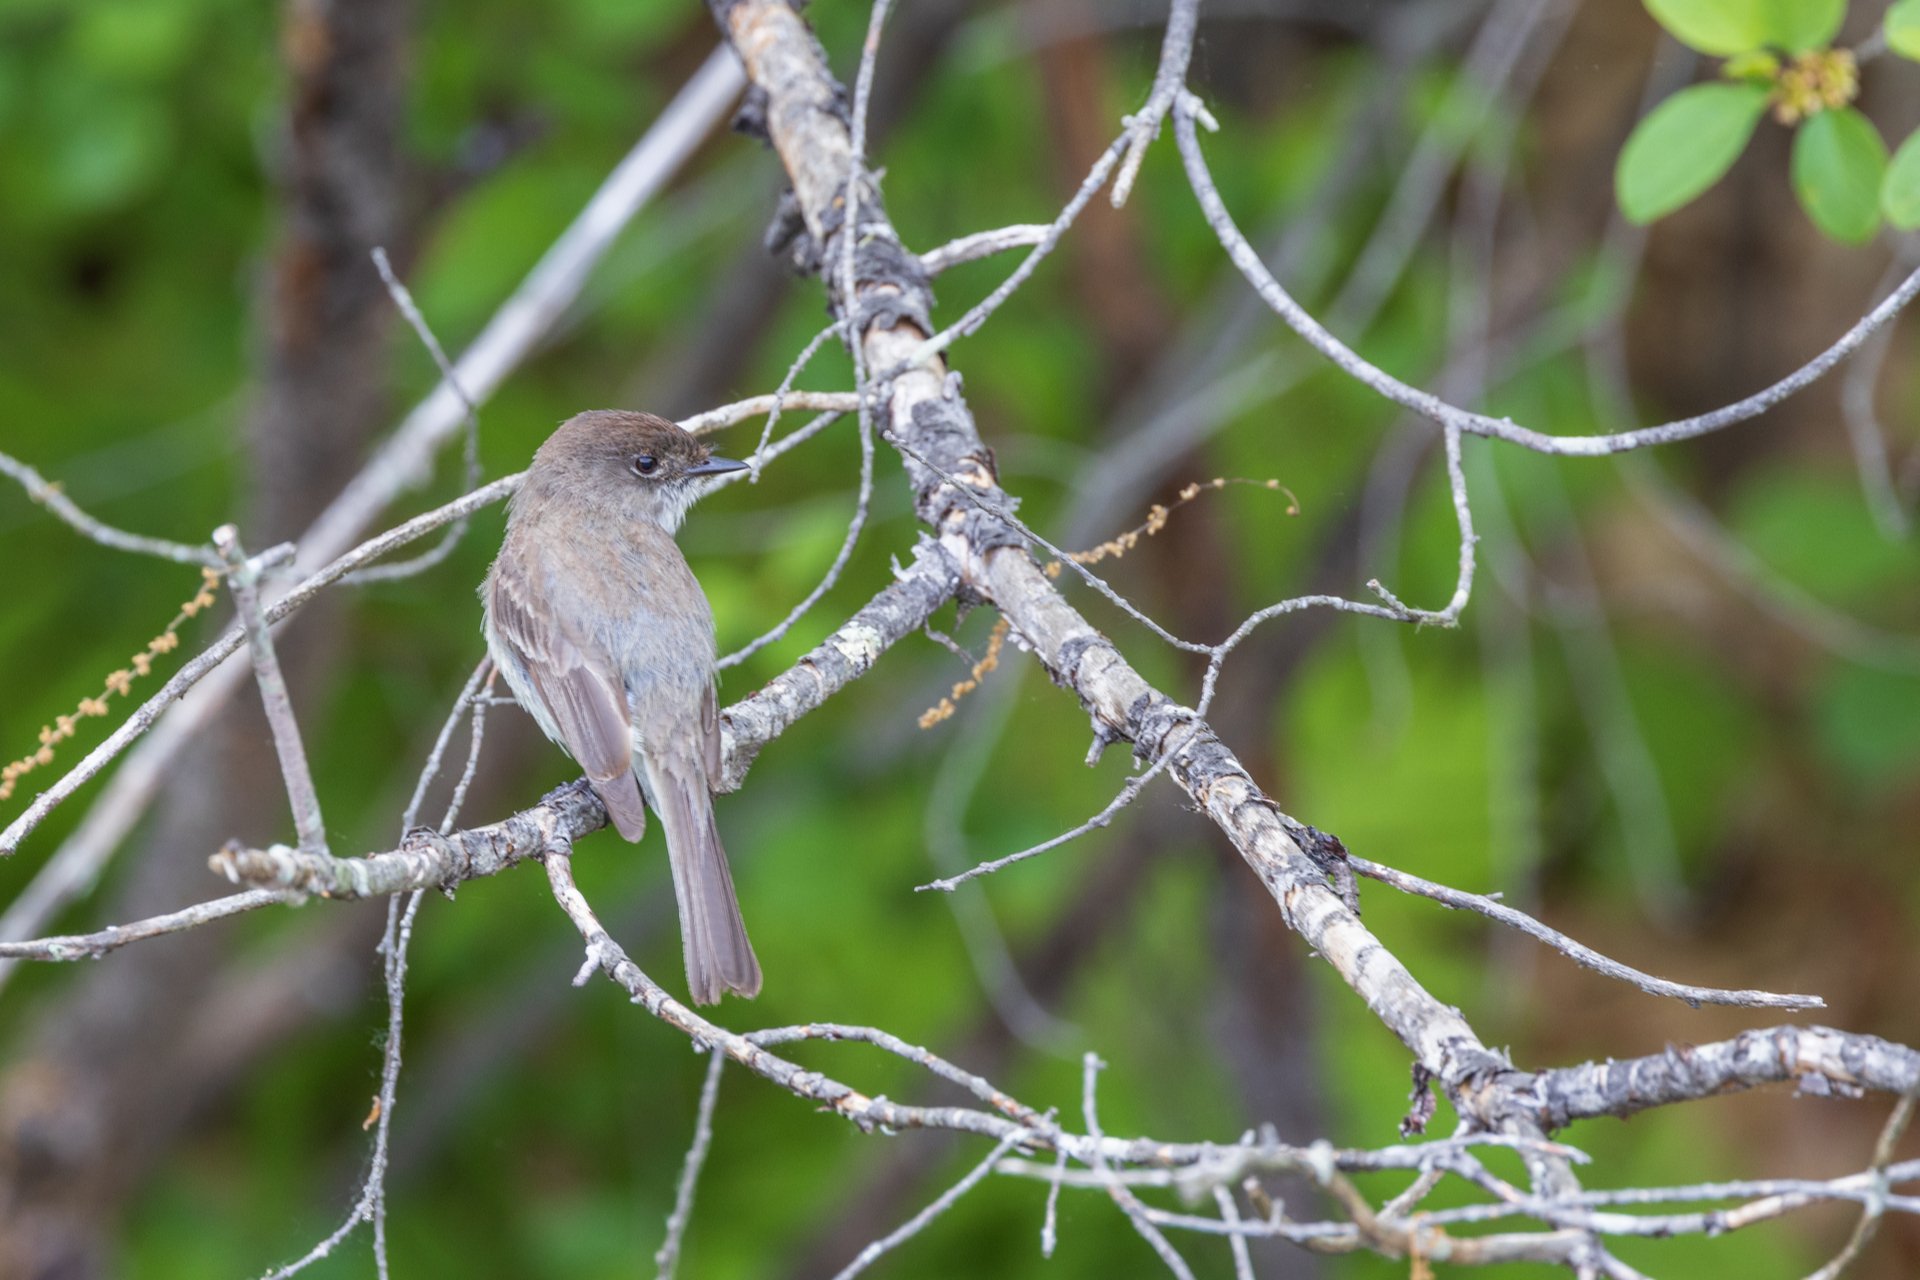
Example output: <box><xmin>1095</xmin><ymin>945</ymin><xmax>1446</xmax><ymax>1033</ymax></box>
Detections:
<box><xmin>1</xmin><ymin>0</ymin><xmax>1917</xmax><ymax>1276</ymax></box>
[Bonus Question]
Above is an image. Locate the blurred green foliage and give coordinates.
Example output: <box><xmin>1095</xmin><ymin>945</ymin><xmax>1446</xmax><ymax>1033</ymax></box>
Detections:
<box><xmin>1</xmin><ymin>1</ymin><xmax>1917</xmax><ymax>1277</ymax></box>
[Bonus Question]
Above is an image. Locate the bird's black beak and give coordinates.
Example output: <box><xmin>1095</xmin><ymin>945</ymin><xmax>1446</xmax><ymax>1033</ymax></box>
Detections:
<box><xmin>685</xmin><ymin>454</ymin><xmax>750</xmax><ymax>477</ymax></box>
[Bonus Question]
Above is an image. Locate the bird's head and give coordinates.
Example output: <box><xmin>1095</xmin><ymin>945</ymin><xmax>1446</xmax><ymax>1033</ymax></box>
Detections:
<box><xmin>530</xmin><ymin>409</ymin><xmax>748</xmax><ymax>533</ymax></box>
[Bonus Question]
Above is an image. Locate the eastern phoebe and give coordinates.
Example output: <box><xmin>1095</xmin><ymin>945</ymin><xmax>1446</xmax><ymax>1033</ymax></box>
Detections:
<box><xmin>483</xmin><ymin>410</ymin><xmax>760</xmax><ymax>1004</ymax></box>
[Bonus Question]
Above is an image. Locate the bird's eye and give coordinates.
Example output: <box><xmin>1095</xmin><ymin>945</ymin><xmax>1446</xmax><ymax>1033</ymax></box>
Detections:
<box><xmin>631</xmin><ymin>454</ymin><xmax>658</xmax><ymax>477</ymax></box>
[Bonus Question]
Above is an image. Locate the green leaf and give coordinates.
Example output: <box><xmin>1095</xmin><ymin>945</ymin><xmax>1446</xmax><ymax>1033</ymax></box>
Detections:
<box><xmin>1721</xmin><ymin>49</ymin><xmax>1781</xmax><ymax>81</ymax></box>
<box><xmin>1883</xmin><ymin>129</ymin><xmax>1920</xmax><ymax>227</ymax></box>
<box><xmin>1644</xmin><ymin>0</ymin><xmax>1768</xmax><ymax>55</ymax></box>
<box><xmin>1792</xmin><ymin>107</ymin><xmax>1888</xmax><ymax>243</ymax></box>
<box><xmin>1888</xmin><ymin>0</ymin><xmax>1920</xmax><ymax>61</ymax></box>
<box><xmin>1646</xmin><ymin>0</ymin><xmax>1844</xmax><ymax>54</ymax></box>
<box><xmin>1758</xmin><ymin>0</ymin><xmax>1844</xmax><ymax>52</ymax></box>
<box><xmin>1616</xmin><ymin>83</ymin><xmax>1769</xmax><ymax>223</ymax></box>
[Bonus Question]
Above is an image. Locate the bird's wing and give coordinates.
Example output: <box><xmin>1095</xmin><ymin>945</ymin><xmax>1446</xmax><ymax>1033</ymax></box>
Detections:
<box><xmin>488</xmin><ymin>556</ymin><xmax>649</xmax><ymax>840</ymax></box>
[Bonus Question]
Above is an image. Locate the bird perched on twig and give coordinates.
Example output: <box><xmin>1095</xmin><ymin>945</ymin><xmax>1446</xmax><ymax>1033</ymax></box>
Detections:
<box><xmin>483</xmin><ymin>410</ymin><xmax>760</xmax><ymax>1004</ymax></box>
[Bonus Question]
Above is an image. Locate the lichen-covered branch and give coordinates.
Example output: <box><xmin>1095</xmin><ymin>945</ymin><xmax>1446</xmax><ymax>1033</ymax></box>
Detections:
<box><xmin>1532</xmin><ymin>1027</ymin><xmax>1920</xmax><ymax>1129</ymax></box>
<box><xmin>710</xmin><ymin>0</ymin><xmax>1523</xmax><ymax>1141</ymax></box>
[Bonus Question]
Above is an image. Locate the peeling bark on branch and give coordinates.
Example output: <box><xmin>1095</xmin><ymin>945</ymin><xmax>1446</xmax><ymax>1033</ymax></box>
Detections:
<box><xmin>710</xmin><ymin>0</ymin><xmax>1524</xmax><ymax>1135</ymax></box>
<box><xmin>1532</xmin><ymin>1027</ymin><xmax>1920</xmax><ymax>1129</ymax></box>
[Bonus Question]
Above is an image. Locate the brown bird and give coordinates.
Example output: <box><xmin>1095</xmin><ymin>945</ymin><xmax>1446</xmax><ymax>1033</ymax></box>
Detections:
<box><xmin>482</xmin><ymin>410</ymin><xmax>760</xmax><ymax>1004</ymax></box>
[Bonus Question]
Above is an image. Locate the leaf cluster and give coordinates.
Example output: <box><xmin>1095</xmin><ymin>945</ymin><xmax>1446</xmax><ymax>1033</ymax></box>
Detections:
<box><xmin>1618</xmin><ymin>0</ymin><xmax>1920</xmax><ymax>241</ymax></box>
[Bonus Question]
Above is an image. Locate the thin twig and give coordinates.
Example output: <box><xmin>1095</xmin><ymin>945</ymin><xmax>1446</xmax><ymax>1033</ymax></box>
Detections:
<box><xmin>0</xmin><ymin>449</ymin><xmax>220</xmax><ymax>566</ymax></box>
<box><xmin>1082</xmin><ymin>1053</ymin><xmax>1197</xmax><ymax>1280</ymax></box>
<box><xmin>920</xmin><ymin>625</ymin><xmax>976</xmax><ymax>668</ymax></box>
<box><xmin>995</xmin><ymin>1132</ymin><xmax>1587</xmax><ymax>1194</ymax></box>
<box><xmin>918</xmin><ymin>659</ymin><xmax>1082</xmax><ymax>1049</ymax></box>
<box><xmin>917</xmin><ymin>752</ymin><xmax>1170</xmax><ymax>892</ymax></box>
<box><xmin>1346</xmin><ymin>855</ymin><xmax>1823</xmax><ymax>1010</ymax></box>
<box><xmin>1424</xmin><ymin>1155</ymin><xmax>1920</xmax><ymax>1238</ymax></box>
<box><xmin>439</xmin><ymin>665</ymin><xmax>497</xmax><ymax>835</ymax></box>
<box><xmin>346</xmin><ymin>248</ymin><xmax>485</xmax><ymax>586</ymax></box>
<box><xmin>1381</xmin><ymin>1165</ymin><xmax>1449</xmax><ymax>1220</ymax></box>
<box><xmin>717</xmin><ymin>400</ymin><xmax>875</xmax><ymax>669</ymax></box>
<box><xmin>1803</xmin><ymin>1087</ymin><xmax>1920</xmax><ymax>1280</ymax></box>
<box><xmin>900</xmin><ymin>132</ymin><xmax>1132</xmax><ymax>370</ymax></box>
<box><xmin>0</xmin><ymin>889</ymin><xmax>291</xmax><ymax>960</ymax></box>
<box><xmin>1214</xmin><ymin>1185</ymin><xmax>1256</xmax><ymax>1280</ymax></box>
<box><xmin>748</xmin><ymin>324</ymin><xmax>841</xmax><ymax>479</ymax></box>
<box><xmin>886</xmin><ymin>432</ymin><xmax>1211</xmax><ymax>654</ymax></box>
<box><xmin>214</xmin><ymin>524</ymin><xmax>328</xmax><ymax>855</ymax></box>
<box><xmin>259</xmin><ymin>889</ymin><xmax>424</xmax><ymax>1280</ymax></box>
<box><xmin>368</xmin><ymin>888</ymin><xmax>425</xmax><ymax>1278</ymax></box>
<box><xmin>917</xmin><ymin>224</ymin><xmax>1051</xmax><ymax>275</ymax></box>
<box><xmin>1110</xmin><ymin>0</ymin><xmax>1201</xmax><ymax>207</ymax></box>
<box><xmin>746</xmin><ymin>1021</ymin><xmax>1047</xmax><ymax>1127</ymax></box>
<box><xmin>685</xmin><ymin>390</ymin><xmax>858</xmax><ymax>438</ymax></box>
<box><xmin>1171</xmin><ymin>91</ymin><xmax>1920</xmax><ymax>458</ymax></box>
<box><xmin>400</xmin><ymin>659</ymin><xmax>493</xmax><ymax>834</ymax></box>
<box><xmin>829</xmin><ymin>1129</ymin><xmax>1030</xmax><ymax>1280</ymax></box>
<box><xmin>655</xmin><ymin>1048</ymin><xmax>725</xmax><ymax>1280</ymax></box>
<box><xmin>1041</xmin><ymin>1142</ymin><xmax>1068</xmax><ymax>1258</ymax></box>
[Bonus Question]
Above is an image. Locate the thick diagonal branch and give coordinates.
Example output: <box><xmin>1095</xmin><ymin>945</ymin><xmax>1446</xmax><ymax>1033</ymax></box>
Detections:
<box><xmin>709</xmin><ymin>0</ymin><xmax>1524</xmax><ymax>1137</ymax></box>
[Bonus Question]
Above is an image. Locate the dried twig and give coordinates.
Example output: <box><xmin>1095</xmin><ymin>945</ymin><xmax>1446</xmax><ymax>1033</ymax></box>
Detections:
<box><xmin>0</xmin><ymin>448</ymin><xmax>221</xmax><ymax>566</ymax></box>
<box><xmin>0</xmin><ymin>889</ymin><xmax>291</xmax><ymax>961</ymax></box>
<box><xmin>1803</xmin><ymin>1087</ymin><xmax>1920</xmax><ymax>1280</ymax></box>
<box><xmin>1213</xmin><ymin>1185</ymin><xmax>1256</xmax><ymax>1280</ymax></box>
<box><xmin>917</xmin><ymin>617</ymin><xmax>1008</xmax><ymax>728</ymax></box>
<box><xmin>1171</xmin><ymin>91</ymin><xmax>1920</xmax><ymax>458</ymax></box>
<box><xmin>1347</xmin><ymin>855</ymin><xmax>1823</xmax><ymax>1010</ymax></box>
<box><xmin>917</xmin><ymin>224</ymin><xmax>1051</xmax><ymax>275</ymax></box>
<box><xmin>1109</xmin><ymin>0</ymin><xmax>1201</xmax><ymax>207</ymax></box>
<box><xmin>655</xmin><ymin>1049</ymin><xmax>725</xmax><ymax>1280</ymax></box>
<box><xmin>1081</xmin><ymin>1053</ymin><xmax>1197</xmax><ymax>1280</ymax></box>
<box><xmin>746</xmin><ymin>324</ymin><xmax>841</xmax><ymax>480</ymax></box>
<box><xmin>215</xmin><ymin>523</ymin><xmax>328</xmax><ymax>855</ymax></box>
<box><xmin>346</xmin><ymin>248</ymin><xmax>485</xmax><ymax>586</ymax></box>
<box><xmin>829</xmin><ymin>1128</ymin><xmax>1030</xmax><ymax>1280</ymax></box>
<box><xmin>717</xmin><ymin>390</ymin><xmax>875</xmax><ymax>669</ymax></box>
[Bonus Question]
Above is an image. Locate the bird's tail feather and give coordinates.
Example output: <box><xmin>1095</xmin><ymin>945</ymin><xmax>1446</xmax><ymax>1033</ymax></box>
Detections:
<box><xmin>649</xmin><ymin>758</ymin><xmax>761</xmax><ymax>1004</ymax></box>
